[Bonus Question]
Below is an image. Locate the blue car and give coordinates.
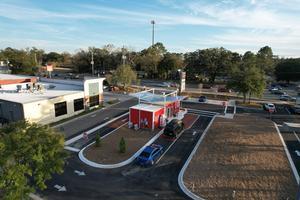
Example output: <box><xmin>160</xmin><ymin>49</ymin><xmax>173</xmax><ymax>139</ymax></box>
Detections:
<box><xmin>136</xmin><ymin>144</ymin><xmax>163</xmax><ymax>166</ymax></box>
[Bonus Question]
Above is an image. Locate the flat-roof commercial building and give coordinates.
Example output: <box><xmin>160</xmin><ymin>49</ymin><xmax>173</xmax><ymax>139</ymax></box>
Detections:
<box><xmin>0</xmin><ymin>74</ymin><xmax>105</xmax><ymax>124</ymax></box>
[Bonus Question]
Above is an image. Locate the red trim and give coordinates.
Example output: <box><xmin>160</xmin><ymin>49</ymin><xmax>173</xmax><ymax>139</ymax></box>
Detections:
<box><xmin>0</xmin><ymin>78</ymin><xmax>37</xmax><ymax>85</ymax></box>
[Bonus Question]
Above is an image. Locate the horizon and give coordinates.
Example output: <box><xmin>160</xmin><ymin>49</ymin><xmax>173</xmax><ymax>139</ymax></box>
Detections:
<box><xmin>0</xmin><ymin>0</ymin><xmax>300</xmax><ymax>57</ymax></box>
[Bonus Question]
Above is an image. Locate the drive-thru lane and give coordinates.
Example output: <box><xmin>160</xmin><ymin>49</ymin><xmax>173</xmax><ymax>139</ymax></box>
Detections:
<box><xmin>41</xmin><ymin>115</ymin><xmax>213</xmax><ymax>200</ymax></box>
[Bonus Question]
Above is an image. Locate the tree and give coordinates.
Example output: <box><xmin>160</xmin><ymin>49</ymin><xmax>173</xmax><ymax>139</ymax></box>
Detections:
<box><xmin>110</xmin><ymin>64</ymin><xmax>137</xmax><ymax>88</ymax></box>
<box><xmin>158</xmin><ymin>53</ymin><xmax>183</xmax><ymax>79</ymax></box>
<box><xmin>0</xmin><ymin>121</ymin><xmax>67</xmax><ymax>199</ymax></box>
<box><xmin>119</xmin><ymin>137</ymin><xmax>126</xmax><ymax>153</ymax></box>
<box><xmin>184</xmin><ymin>47</ymin><xmax>234</xmax><ymax>83</ymax></box>
<box><xmin>275</xmin><ymin>58</ymin><xmax>300</xmax><ymax>83</ymax></box>
<box><xmin>228</xmin><ymin>51</ymin><xmax>266</xmax><ymax>103</ymax></box>
<box><xmin>135</xmin><ymin>42</ymin><xmax>167</xmax><ymax>78</ymax></box>
<box><xmin>95</xmin><ymin>134</ymin><xmax>101</xmax><ymax>147</ymax></box>
<box><xmin>256</xmin><ymin>46</ymin><xmax>275</xmax><ymax>75</ymax></box>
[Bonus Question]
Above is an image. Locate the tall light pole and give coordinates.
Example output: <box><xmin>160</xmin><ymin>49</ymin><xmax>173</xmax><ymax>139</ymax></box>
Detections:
<box><xmin>151</xmin><ymin>20</ymin><xmax>155</xmax><ymax>46</ymax></box>
<box><xmin>91</xmin><ymin>50</ymin><xmax>94</xmax><ymax>76</ymax></box>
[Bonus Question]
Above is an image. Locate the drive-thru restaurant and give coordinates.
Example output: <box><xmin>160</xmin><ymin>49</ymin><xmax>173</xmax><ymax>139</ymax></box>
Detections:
<box><xmin>129</xmin><ymin>89</ymin><xmax>185</xmax><ymax>130</ymax></box>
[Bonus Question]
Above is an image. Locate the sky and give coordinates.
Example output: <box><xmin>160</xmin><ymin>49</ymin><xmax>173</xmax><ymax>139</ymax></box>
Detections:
<box><xmin>0</xmin><ymin>0</ymin><xmax>300</xmax><ymax>57</ymax></box>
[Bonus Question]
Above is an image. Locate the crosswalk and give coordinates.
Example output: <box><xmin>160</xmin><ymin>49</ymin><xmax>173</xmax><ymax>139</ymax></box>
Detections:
<box><xmin>187</xmin><ymin>108</ymin><xmax>218</xmax><ymax>117</ymax></box>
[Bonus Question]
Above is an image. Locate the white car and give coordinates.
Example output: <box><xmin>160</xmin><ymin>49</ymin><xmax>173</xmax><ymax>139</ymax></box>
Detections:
<box><xmin>280</xmin><ymin>95</ymin><xmax>296</xmax><ymax>101</ymax></box>
<box><xmin>263</xmin><ymin>103</ymin><xmax>276</xmax><ymax>112</ymax></box>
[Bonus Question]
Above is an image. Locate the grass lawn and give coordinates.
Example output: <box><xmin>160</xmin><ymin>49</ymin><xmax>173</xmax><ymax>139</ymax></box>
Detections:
<box><xmin>184</xmin><ymin>114</ymin><xmax>298</xmax><ymax>200</ymax></box>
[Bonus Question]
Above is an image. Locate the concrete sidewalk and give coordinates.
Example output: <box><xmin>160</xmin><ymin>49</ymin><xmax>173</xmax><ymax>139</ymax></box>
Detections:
<box><xmin>54</xmin><ymin>98</ymin><xmax>138</xmax><ymax>139</ymax></box>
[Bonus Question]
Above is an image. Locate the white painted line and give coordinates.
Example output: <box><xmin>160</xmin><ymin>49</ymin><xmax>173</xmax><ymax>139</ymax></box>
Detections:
<box><xmin>274</xmin><ymin>123</ymin><xmax>299</xmax><ymax>184</ymax></box>
<box><xmin>192</xmin><ymin>131</ymin><xmax>197</xmax><ymax>136</ymax></box>
<box><xmin>224</xmin><ymin>105</ymin><xmax>228</xmax><ymax>114</ymax></box>
<box><xmin>90</xmin><ymin>114</ymin><xmax>96</xmax><ymax>118</ymax></box>
<box><xmin>64</xmin><ymin>146</ymin><xmax>80</xmax><ymax>152</ymax></box>
<box><xmin>187</xmin><ymin>108</ymin><xmax>219</xmax><ymax>115</ymax></box>
<box><xmin>156</xmin><ymin>116</ymin><xmax>200</xmax><ymax>165</ymax></box>
<box><xmin>178</xmin><ymin>115</ymin><xmax>216</xmax><ymax>200</ymax></box>
<box><xmin>104</xmin><ymin>117</ymin><xmax>109</xmax><ymax>120</ymax></box>
<box><xmin>65</xmin><ymin>112</ymin><xmax>128</xmax><ymax>145</ymax></box>
<box><xmin>78</xmin><ymin>127</ymin><xmax>165</xmax><ymax>169</ymax></box>
<box><xmin>293</xmin><ymin>131</ymin><xmax>300</xmax><ymax>144</ymax></box>
<box><xmin>295</xmin><ymin>150</ymin><xmax>300</xmax><ymax>157</ymax></box>
<box><xmin>29</xmin><ymin>193</ymin><xmax>44</xmax><ymax>200</ymax></box>
<box><xmin>286</xmin><ymin>107</ymin><xmax>291</xmax><ymax>115</ymax></box>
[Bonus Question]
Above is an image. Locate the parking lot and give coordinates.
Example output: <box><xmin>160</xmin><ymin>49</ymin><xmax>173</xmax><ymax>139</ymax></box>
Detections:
<box><xmin>41</xmin><ymin>107</ymin><xmax>214</xmax><ymax>200</ymax></box>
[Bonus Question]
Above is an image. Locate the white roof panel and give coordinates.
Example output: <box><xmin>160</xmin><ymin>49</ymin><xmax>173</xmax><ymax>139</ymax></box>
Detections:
<box><xmin>130</xmin><ymin>104</ymin><xmax>163</xmax><ymax>113</ymax></box>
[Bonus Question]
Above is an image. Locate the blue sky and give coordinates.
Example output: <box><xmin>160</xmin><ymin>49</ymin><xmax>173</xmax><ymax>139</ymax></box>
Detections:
<box><xmin>0</xmin><ymin>0</ymin><xmax>299</xmax><ymax>57</ymax></box>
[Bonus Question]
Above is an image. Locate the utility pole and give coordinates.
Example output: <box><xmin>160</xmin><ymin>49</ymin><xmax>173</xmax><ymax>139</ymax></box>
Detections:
<box><xmin>91</xmin><ymin>50</ymin><xmax>94</xmax><ymax>76</ymax></box>
<box><xmin>122</xmin><ymin>46</ymin><xmax>126</xmax><ymax>66</ymax></box>
<box><xmin>151</xmin><ymin>20</ymin><xmax>155</xmax><ymax>46</ymax></box>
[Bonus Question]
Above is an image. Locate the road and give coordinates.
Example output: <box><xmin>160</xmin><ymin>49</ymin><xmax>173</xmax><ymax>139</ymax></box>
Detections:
<box><xmin>54</xmin><ymin>98</ymin><xmax>137</xmax><ymax>139</ymax></box>
<box><xmin>40</xmin><ymin>114</ymin><xmax>212</xmax><ymax>200</ymax></box>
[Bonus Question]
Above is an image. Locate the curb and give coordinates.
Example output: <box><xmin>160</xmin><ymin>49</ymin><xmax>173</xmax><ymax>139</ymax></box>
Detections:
<box><xmin>78</xmin><ymin>129</ymin><xmax>164</xmax><ymax>169</ymax></box>
<box><xmin>178</xmin><ymin>115</ymin><xmax>216</xmax><ymax>200</ymax></box>
<box><xmin>274</xmin><ymin>123</ymin><xmax>300</xmax><ymax>184</ymax></box>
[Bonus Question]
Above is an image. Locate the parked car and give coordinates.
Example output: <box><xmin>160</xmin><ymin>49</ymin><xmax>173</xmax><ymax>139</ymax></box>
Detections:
<box><xmin>136</xmin><ymin>144</ymin><xmax>163</xmax><ymax>166</ymax></box>
<box><xmin>263</xmin><ymin>103</ymin><xmax>276</xmax><ymax>112</ymax></box>
<box><xmin>280</xmin><ymin>95</ymin><xmax>296</xmax><ymax>101</ymax></box>
<box><xmin>198</xmin><ymin>96</ymin><xmax>207</xmax><ymax>103</ymax></box>
<box><xmin>291</xmin><ymin>106</ymin><xmax>300</xmax><ymax>115</ymax></box>
<box><xmin>163</xmin><ymin>119</ymin><xmax>184</xmax><ymax>139</ymax></box>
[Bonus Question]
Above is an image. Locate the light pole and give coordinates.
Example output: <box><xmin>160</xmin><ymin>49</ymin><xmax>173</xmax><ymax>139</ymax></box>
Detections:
<box><xmin>151</xmin><ymin>20</ymin><xmax>155</xmax><ymax>46</ymax></box>
<box><xmin>91</xmin><ymin>51</ymin><xmax>94</xmax><ymax>76</ymax></box>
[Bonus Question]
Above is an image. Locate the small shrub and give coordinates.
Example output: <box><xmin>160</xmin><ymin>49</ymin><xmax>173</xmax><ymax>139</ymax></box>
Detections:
<box><xmin>119</xmin><ymin>137</ymin><xmax>126</xmax><ymax>153</ymax></box>
<box><xmin>95</xmin><ymin>134</ymin><xmax>101</xmax><ymax>147</ymax></box>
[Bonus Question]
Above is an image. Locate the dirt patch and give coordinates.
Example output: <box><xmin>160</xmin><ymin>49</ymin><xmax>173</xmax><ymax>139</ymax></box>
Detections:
<box><xmin>184</xmin><ymin>114</ymin><xmax>298</xmax><ymax>200</ymax></box>
<box><xmin>84</xmin><ymin>125</ymin><xmax>160</xmax><ymax>164</ymax></box>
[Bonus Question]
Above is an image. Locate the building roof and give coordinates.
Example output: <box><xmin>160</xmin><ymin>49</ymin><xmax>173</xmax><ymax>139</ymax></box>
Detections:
<box><xmin>0</xmin><ymin>74</ymin><xmax>34</xmax><ymax>80</ymax></box>
<box><xmin>130</xmin><ymin>104</ymin><xmax>163</xmax><ymax>112</ymax></box>
<box><xmin>0</xmin><ymin>82</ymin><xmax>83</xmax><ymax>104</ymax></box>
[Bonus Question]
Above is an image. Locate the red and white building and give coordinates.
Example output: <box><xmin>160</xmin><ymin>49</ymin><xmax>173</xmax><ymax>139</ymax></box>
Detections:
<box><xmin>129</xmin><ymin>88</ymin><xmax>185</xmax><ymax>130</ymax></box>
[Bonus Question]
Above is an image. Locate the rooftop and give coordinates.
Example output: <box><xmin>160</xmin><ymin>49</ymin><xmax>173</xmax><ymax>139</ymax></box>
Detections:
<box><xmin>0</xmin><ymin>74</ymin><xmax>34</xmax><ymax>80</ymax></box>
<box><xmin>130</xmin><ymin>104</ymin><xmax>163</xmax><ymax>112</ymax></box>
<box><xmin>0</xmin><ymin>81</ymin><xmax>83</xmax><ymax>104</ymax></box>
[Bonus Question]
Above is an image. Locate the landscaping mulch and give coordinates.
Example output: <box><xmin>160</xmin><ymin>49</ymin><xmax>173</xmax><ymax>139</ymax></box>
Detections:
<box><xmin>184</xmin><ymin>114</ymin><xmax>298</xmax><ymax>200</ymax></box>
<box><xmin>84</xmin><ymin>125</ymin><xmax>161</xmax><ymax>165</ymax></box>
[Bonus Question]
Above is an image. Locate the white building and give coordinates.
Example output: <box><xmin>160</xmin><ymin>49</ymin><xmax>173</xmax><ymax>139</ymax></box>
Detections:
<box><xmin>0</xmin><ymin>74</ymin><xmax>105</xmax><ymax>124</ymax></box>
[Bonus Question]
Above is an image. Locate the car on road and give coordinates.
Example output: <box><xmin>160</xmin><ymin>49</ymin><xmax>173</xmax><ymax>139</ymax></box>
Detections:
<box><xmin>136</xmin><ymin>144</ymin><xmax>163</xmax><ymax>166</ymax></box>
<box><xmin>198</xmin><ymin>96</ymin><xmax>207</xmax><ymax>103</ymax></box>
<box><xmin>272</xmin><ymin>90</ymin><xmax>286</xmax><ymax>95</ymax></box>
<box><xmin>163</xmin><ymin>119</ymin><xmax>184</xmax><ymax>139</ymax></box>
<box><xmin>280</xmin><ymin>95</ymin><xmax>296</xmax><ymax>101</ymax></box>
<box><xmin>263</xmin><ymin>103</ymin><xmax>276</xmax><ymax>112</ymax></box>
<box><xmin>218</xmin><ymin>87</ymin><xmax>232</xmax><ymax>93</ymax></box>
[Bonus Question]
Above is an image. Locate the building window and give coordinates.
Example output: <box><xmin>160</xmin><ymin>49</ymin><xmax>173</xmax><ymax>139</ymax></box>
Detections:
<box><xmin>54</xmin><ymin>102</ymin><xmax>67</xmax><ymax>117</ymax></box>
<box><xmin>74</xmin><ymin>98</ymin><xmax>84</xmax><ymax>111</ymax></box>
<box><xmin>89</xmin><ymin>95</ymin><xmax>99</xmax><ymax>107</ymax></box>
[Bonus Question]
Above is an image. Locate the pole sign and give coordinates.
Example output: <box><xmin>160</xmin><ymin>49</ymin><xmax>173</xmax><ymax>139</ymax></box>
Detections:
<box><xmin>46</xmin><ymin>64</ymin><xmax>53</xmax><ymax>72</ymax></box>
<box><xmin>180</xmin><ymin>71</ymin><xmax>186</xmax><ymax>93</ymax></box>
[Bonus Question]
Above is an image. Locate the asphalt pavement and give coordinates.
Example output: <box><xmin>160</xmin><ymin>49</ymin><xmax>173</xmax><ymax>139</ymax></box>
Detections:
<box><xmin>40</xmin><ymin>115</ymin><xmax>212</xmax><ymax>200</ymax></box>
<box><xmin>54</xmin><ymin>98</ymin><xmax>138</xmax><ymax>139</ymax></box>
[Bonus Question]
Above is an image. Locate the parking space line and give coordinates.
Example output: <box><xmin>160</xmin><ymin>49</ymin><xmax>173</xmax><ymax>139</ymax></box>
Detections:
<box><xmin>155</xmin><ymin>116</ymin><xmax>200</xmax><ymax>164</ymax></box>
<box><xmin>293</xmin><ymin>131</ymin><xmax>300</xmax><ymax>144</ymax></box>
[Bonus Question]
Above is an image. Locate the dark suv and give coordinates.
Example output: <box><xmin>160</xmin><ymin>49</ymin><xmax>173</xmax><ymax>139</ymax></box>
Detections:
<box><xmin>163</xmin><ymin>119</ymin><xmax>184</xmax><ymax>139</ymax></box>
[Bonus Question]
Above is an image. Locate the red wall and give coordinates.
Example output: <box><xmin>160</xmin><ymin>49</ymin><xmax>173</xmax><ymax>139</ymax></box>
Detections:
<box><xmin>165</xmin><ymin>100</ymin><xmax>180</xmax><ymax>117</ymax></box>
<box><xmin>154</xmin><ymin>108</ymin><xmax>165</xmax><ymax>129</ymax></box>
<box><xmin>130</xmin><ymin>108</ymin><xmax>153</xmax><ymax>129</ymax></box>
